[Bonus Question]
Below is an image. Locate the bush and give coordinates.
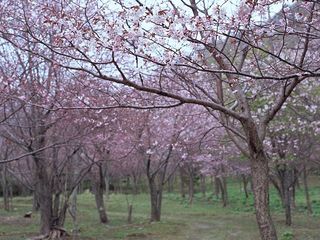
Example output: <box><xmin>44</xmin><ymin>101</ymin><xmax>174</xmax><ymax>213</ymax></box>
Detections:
<box><xmin>281</xmin><ymin>230</ymin><xmax>294</xmax><ymax>240</ymax></box>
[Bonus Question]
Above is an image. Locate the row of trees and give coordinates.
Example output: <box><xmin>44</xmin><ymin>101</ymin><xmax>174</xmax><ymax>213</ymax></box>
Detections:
<box><xmin>0</xmin><ymin>0</ymin><xmax>319</xmax><ymax>240</ymax></box>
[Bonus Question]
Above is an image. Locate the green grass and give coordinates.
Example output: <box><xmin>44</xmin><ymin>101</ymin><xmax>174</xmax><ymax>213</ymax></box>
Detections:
<box><xmin>0</xmin><ymin>177</ymin><xmax>319</xmax><ymax>240</ymax></box>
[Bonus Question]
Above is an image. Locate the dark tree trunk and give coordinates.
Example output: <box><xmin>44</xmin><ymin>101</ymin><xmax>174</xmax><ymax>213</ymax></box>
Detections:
<box><xmin>145</xmin><ymin>144</ymin><xmax>172</xmax><ymax>222</ymax></box>
<box><xmin>188</xmin><ymin>173</ymin><xmax>194</xmax><ymax>205</ymax></box>
<box><xmin>34</xmin><ymin>160</ymin><xmax>69</xmax><ymax>237</ymax></box>
<box><xmin>33</xmin><ymin>190</ymin><xmax>40</xmax><ymax>212</ymax></box>
<box><xmin>242</xmin><ymin>175</ymin><xmax>249</xmax><ymax>199</ymax></box>
<box><xmin>222</xmin><ymin>176</ymin><xmax>228</xmax><ymax>206</ymax></box>
<box><xmin>9</xmin><ymin>185</ymin><xmax>13</xmax><ymax>210</ymax></box>
<box><xmin>52</xmin><ymin>193</ymin><xmax>60</xmax><ymax>222</ymax></box>
<box><xmin>2</xmin><ymin>165</ymin><xmax>10</xmax><ymax>211</ymax></box>
<box><xmin>179</xmin><ymin>168</ymin><xmax>186</xmax><ymax>199</ymax></box>
<box><xmin>291</xmin><ymin>181</ymin><xmax>296</xmax><ymax>210</ymax></box>
<box><xmin>114</xmin><ymin>180</ymin><xmax>121</xmax><ymax>194</ymax></box>
<box><xmin>217</xmin><ymin>177</ymin><xmax>228</xmax><ymax>207</ymax></box>
<box><xmin>93</xmin><ymin>182</ymin><xmax>108</xmax><ymax>223</ymax></box>
<box><xmin>29</xmin><ymin>119</ymin><xmax>57</xmax><ymax>236</ymax></box>
<box><xmin>250</xmin><ymin>152</ymin><xmax>277</xmax><ymax>240</ymax></box>
<box><xmin>126</xmin><ymin>176</ymin><xmax>130</xmax><ymax>192</ymax></box>
<box><xmin>92</xmin><ymin>166</ymin><xmax>108</xmax><ymax>224</ymax></box>
<box><xmin>270</xmin><ymin>177</ymin><xmax>284</xmax><ymax>207</ymax></box>
<box><xmin>220</xmin><ymin>165</ymin><xmax>228</xmax><ymax>206</ymax></box>
<box><xmin>148</xmin><ymin>171</ymin><xmax>166</xmax><ymax>222</ymax></box>
<box><xmin>243</xmin><ymin>119</ymin><xmax>277</xmax><ymax>240</ymax></box>
<box><xmin>289</xmin><ymin>170</ymin><xmax>295</xmax><ymax>210</ymax></box>
<box><xmin>127</xmin><ymin>204</ymin><xmax>133</xmax><ymax>224</ymax></box>
<box><xmin>302</xmin><ymin>166</ymin><xmax>312</xmax><ymax>214</ymax></box>
<box><xmin>58</xmin><ymin>202</ymin><xmax>68</xmax><ymax>227</ymax></box>
<box><xmin>49</xmin><ymin>197</ymin><xmax>69</xmax><ymax>229</ymax></box>
<box><xmin>132</xmin><ymin>175</ymin><xmax>139</xmax><ymax>195</ymax></box>
<box><xmin>275</xmin><ymin>165</ymin><xmax>293</xmax><ymax>226</ymax></box>
<box><xmin>149</xmin><ymin>179</ymin><xmax>162</xmax><ymax>222</ymax></box>
<box><xmin>214</xmin><ymin>176</ymin><xmax>220</xmax><ymax>199</ymax></box>
<box><xmin>38</xmin><ymin>182</ymin><xmax>53</xmax><ymax>235</ymax></box>
<box><xmin>167</xmin><ymin>174</ymin><xmax>175</xmax><ymax>193</ymax></box>
<box><xmin>34</xmin><ymin>155</ymin><xmax>53</xmax><ymax>235</ymax></box>
<box><xmin>69</xmin><ymin>186</ymin><xmax>79</xmax><ymax>239</ymax></box>
<box><xmin>200</xmin><ymin>174</ymin><xmax>206</xmax><ymax>197</ymax></box>
<box><xmin>294</xmin><ymin>168</ymin><xmax>301</xmax><ymax>190</ymax></box>
<box><xmin>283</xmin><ymin>168</ymin><xmax>292</xmax><ymax>226</ymax></box>
<box><xmin>104</xmin><ymin>173</ymin><xmax>110</xmax><ymax>199</ymax></box>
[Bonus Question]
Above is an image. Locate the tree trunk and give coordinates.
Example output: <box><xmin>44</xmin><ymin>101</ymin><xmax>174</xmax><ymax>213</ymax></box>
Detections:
<box><xmin>242</xmin><ymin>117</ymin><xmax>278</xmax><ymax>240</ymax></box>
<box><xmin>52</xmin><ymin>193</ymin><xmax>60</xmax><ymax>223</ymax></box>
<box><xmin>127</xmin><ymin>204</ymin><xmax>133</xmax><ymax>224</ymax></box>
<box><xmin>200</xmin><ymin>174</ymin><xmax>206</xmax><ymax>197</ymax></box>
<box><xmin>92</xmin><ymin>179</ymin><xmax>108</xmax><ymax>224</ymax></box>
<box><xmin>214</xmin><ymin>176</ymin><xmax>220</xmax><ymax>199</ymax></box>
<box><xmin>145</xmin><ymin>144</ymin><xmax>172</xmax><ymax>222</ymax></box>
<box><xmin>188</xmin><ymin>173</ymin><xmax>194</xmax><ymax>205</ymax></box>
<box><xmin>91</xmin><ymin>163</ymin><xmax>109</xmax><ymax>224</ymax></box>
<box><xmin>9</xmin><ymin>185</ymin><xmax>13</xmax><ymax>210</ymax></box>
<box><xmin>126</xmin><ymin>176</ymin><xmax>130</xmax><ymax>192</ymax></box>
<box><xmin>217</xmin><ymin>177</ymin><xmax>228</xmax><ymax>207</ymax></box>
<box><xmin>288</xmin><ymin>169</ymin><xmax>295</xmax><ymax>212</ymax></box>
<box><xmin>2</xmin><ymin>165</ymin><xmax>10</xmax><ymax>211</ymax></box>
<box><xmin>242</xmin><ymin>175</ymin><xmax>249</xmax><ymax>199</ymax></box>
<box><xmin>270</xmin><ymin>177</ymin><xmax>284</xmax><ymax>207</ymax></box>
<box><xmin>283</xmin><ymin>168</ymin><xmax>292</xmax><ymax>226</ymax></box>
<box><xmin>38</xmin><ymin>184</ymin><xmax>53</xmax><ymax>235</ymax></box>
<box><xmin>105</xmin><ymin>174</ymin><xmax>110</xmax><ymax>199</ymax></box>
<box><xmin>291</xmin><ymin>180</ymin><xmax>296</xmax><ymax>210</ymax></box>
<box><xmin>222</xmin><ymin>177</ymin><xmax>228</xmax><ymax>206</ymax></box>
<box><xmin>132</xmin><ymin>175</ymin><xmax>139</xmax><ymax>195</ymax></box>
<box><xmin>34</xmin><ymin>157</ymin><xmax>53</xmax><ymax>235</ymax></box>
<box><xmin>294</xmin><ymin>168</ymin><xmax>301</xmax><ymax>190</ymax></box>
<box><xmin>57</xmin><ymin>199</ymin><xmax>69</xmax><ymax>228</ymax></box>
<box><xmin>179</xmin><ymin>168</ymin><xmax>186</xmax><ymax>199</ymax></box>
<box><xmin>220</xmin><ymin>165</ymin><xmax>228</xmax><ymax>206</ymax></box>
<box><xmin>276</xmin><ymin>165</ymin><xmax>293</xmax><ymax>226</ymax></box>
<box><xmin>250</xmin><ymin>152</ymin><xmax>278</xmax><ymax>240</ymax></box>
<box><xmin>167</xmin><ymin>174</ymin><xmax>175</xmax><ymax>193</ymax></box>
<box><xmin>33</xmin><ymin>190</ymin><xmax>40</xmax><ymax>212</ymax></box>
<box><xmin>149</xmin><ymin>181</ymin><xmax>162</xmax><ymax>222</ymax></box>
<box><xmin>94</xmin><ymin>184</ymin><xmax>108</xmax><ymax>223</ymax></box>
<box><xmin>69</xmin><ymin>185</ymin><xmax>79</xmax><ymax>239</ymax></box>
<box><xmin>302</xmin><ymin>166</ymin><xmax>312</xmax><ymax>214</ymax></box>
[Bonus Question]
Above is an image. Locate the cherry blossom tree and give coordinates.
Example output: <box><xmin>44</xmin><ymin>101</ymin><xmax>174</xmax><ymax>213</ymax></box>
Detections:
<box><xmin>263</xmin><ymin>76</ymin><xmax>320</xmax><ymax>225</ymax></box>
<box><xmin>0</xmin><ymin>38</ymin><xmax>106</xmax><ymax>238</ymax></box>
<box><xmin>1</xmin><ymin>1</ymin><xmax>320</xmax><ymax>239</ymax></box>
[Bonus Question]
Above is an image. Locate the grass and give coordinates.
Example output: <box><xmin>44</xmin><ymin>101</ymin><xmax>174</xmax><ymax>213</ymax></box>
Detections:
<box><xmin>0</xmin><ymin>177</ymin><xmax>319</xmax><ymax>240</ymax></box>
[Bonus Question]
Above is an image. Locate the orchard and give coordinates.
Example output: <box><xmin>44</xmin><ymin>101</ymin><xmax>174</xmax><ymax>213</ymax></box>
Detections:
<box><xmin>0</xmin><ymin>1</ymin><xmax>319</xmax><ymax>240</ymax></box>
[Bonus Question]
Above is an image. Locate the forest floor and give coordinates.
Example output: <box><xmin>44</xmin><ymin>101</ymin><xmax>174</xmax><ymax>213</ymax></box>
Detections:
<box><xmin>0</xmin><ymin>178</ymin><xmax>320</xmax><ymax>240</ymax></box>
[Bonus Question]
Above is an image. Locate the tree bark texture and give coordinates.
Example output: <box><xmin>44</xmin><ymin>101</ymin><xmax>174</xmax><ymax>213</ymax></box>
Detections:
<box><xmin>2</xmin><ymin>165</ymin><xmax>10</xmax><ymax>211</ymax></box>
<box><xmin>200</xmin><ymin>174</ymin><xmax>206</xmax><ymax>197</ymax></box>
<box><xmin>244</xmin><ymin>120</ymin><xmax>278</xmax><ymax>240</ymax></box>
<box><xmin>303</xmin><ymin>166</ymin><xmax>312</xmax><ymax>214</ymax></box>
<box><xmin>127</xmin><ymin>204</ymin><xmax>133</xmax><ymax>224</ymax></box>
<box><xmin>188</xmin><ymin>174</ymin><xmax>194</xmax><ymax>205</ymax></box>
<box><xmin>149</xmin><ymin>180</ymin><xmax>162</xmax><ymax>222</ymax></box>
<box><xmin>214</xmin><ymin>176</ymin><xmax>220</xmax><ymax>199</ymax></box>
<box><xmin>34</xmin><ymin>154</ymin><xmax>53</xmax><ymax>235</ymax></box>
<box><xmin>92</xmin><ymin>165</ymin><xmax>109</xmax><ymax>224</ymax></box>
<box><xmin>275</xmin><ymin>164</ymin><xmax>294</xmax><ymax>226</ymax></box>
<box><xmin>179</xmin><ymin>168</ymin><xmax>186</xmax><ymax>199</ymax></box>
<box><xmin>217</xmin><ymin>177</ymin><xmax>228</xmax><ymax>207</ymax></box>
<box><xmin>250</xmin><ymin>152</ymin><xmax>277</xmax><ymax>240</ymax></box>
<box><xmin>242</xmin><ymin>175</ymin><xmax>249</xmax><ymax>199</ymax></box>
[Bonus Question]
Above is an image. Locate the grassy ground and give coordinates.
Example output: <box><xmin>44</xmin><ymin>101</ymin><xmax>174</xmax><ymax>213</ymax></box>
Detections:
<box><xmin>0</xmin><ymin>178</ymin><xmax>319</xmax><ymax>240</ymax></box>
